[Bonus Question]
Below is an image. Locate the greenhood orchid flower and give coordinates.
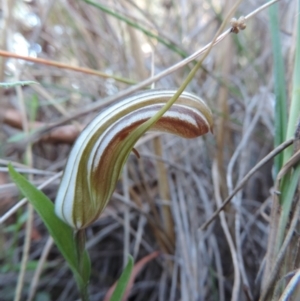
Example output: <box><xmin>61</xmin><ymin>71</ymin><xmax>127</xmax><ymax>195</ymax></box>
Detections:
<box><xmin>55</xmin><ymin>90</ymin><xmax>213</xmax><ymax>229</ymax></box>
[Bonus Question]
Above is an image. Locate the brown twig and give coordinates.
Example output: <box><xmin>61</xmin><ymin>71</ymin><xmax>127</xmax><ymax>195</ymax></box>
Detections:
<box><xmin>2</xmin><ymin>109</ymin><xmax>83</xmax><ymax>144</ymax></box>
<box><xmin>0</xmin><ymin>50</ymin><xmax>136</xmax><ymax>85</ymax></box>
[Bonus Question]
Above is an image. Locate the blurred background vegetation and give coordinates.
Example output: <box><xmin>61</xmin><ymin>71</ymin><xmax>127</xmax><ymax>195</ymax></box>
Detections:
<box><xmin>0</xmin><ymin>0</ymin><xmax>299</xmax><ymax>300</ymax></box>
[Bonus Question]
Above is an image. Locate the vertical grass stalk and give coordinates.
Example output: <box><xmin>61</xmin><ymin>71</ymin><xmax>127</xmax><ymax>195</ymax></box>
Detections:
<box><xmin>277</xmin><ymin>0</ymin><xmax>300</xmax><ymax>244</ymax></box>
<box><xmin>269</xmin><ymin>2</ymin><xmax>287</xmax><ymax>176</ymax></box>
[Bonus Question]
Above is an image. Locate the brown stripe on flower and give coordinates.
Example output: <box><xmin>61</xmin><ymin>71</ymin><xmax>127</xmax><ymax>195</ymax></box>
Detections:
<box><xmin>87</xmin><ymin>106</ymin><xmax>212</xmax><ymax>224</ymax></box>
<box><xmin>55</xmin><ymin>90</ymin><xmax>213</xmax><ymax>229</ymax></box>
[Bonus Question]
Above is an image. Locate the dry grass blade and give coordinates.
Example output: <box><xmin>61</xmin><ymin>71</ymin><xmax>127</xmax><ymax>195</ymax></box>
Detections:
<box><xmin>200</xmin><ymin>138</ymin><xmax>294</xmax><ymax>231</ymax></box>
<box><xmin>277</xmin><ymin>268</ymin><xmax>300</xmax><ymax>301</ymax></box>
<box><xmin>212</xmin><ymin>160</ymin><xmax>241</xmax><ymax>301</ymax></box>
<box><xmin>259</xmin><ymin>195</ymin><xmax>300</xmax><ymax>301</ymax></box>
<box><xmin>27</xmin><ymin>237</ymin><xmax>54</xmax><ymax>301</ymax></box>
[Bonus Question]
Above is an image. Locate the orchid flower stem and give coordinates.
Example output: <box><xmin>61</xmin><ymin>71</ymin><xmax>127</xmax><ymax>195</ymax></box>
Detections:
<box><xmin>75</xmin><ymin>230</ymin><xmax>90</xmax><ymax>301</ymax></box>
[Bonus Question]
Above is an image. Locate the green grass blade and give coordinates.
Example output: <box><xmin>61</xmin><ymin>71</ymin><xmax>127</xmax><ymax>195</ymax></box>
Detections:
<box><xmin>27</xmin><ymin>94</ymin><xmax>39</xmax><ymax>122</ymax></box>
<box><xmin>7</xmin><ymin>130</ymin><xmax>37</xmax><ymax>143</ymax></box>
<box><xmin>270</xmin><ymin>0</ymin><xmax>300</xmax><ymax>273</ymax></box>
<box><xmin>82</xmin><ymin>250</ymin><xmax>91</xmax><ymax>287</ymax></box>
<box><xmin>0</xmin><ymin>81</ymin><xmax>38</xmax><ymax>88</ymax></box>
<box><xmin>275</xmin><ymin>0</ymin><xmax>300</xmax><ymax>258</ymax></box>
<box><xmin>283</xmin><ymin>0</ymin><xmax>300</xmax><ymax>163</ymax></box>
<box><xmin>84</xmin><ymin>0</ymin><xmax>187</xmax><ymax>58</ymax></box>
<box><xmin>110</xmin><ymin>255</ymin><xmax>133</xmax><ymax>301</ymax></box>
<box><xmin>277</xmin><ymin>164</ymin><xmax>300</xmax><ymax>247</ymax></box>
<box><xmin>269</xmin><ymin>3</ymin><xmax>288</xmax><ymax>175</ymax></box>
<box><xmin>276</xmin><ymin>0</ymin><xmax>300</xmax><ymax>243</ymax></box>
<box><xmin>8</xmin><ymin>164</ymin><xmax>90</xmax><ymax>289</ymax></box>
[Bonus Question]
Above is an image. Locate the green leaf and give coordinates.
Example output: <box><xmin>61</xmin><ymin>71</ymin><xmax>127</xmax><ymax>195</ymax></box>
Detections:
<box><xmin>1</xmin><ymin>260</ymin><xmax>40</xmax><ymax>272</ymax></box>
<box><xmin>8</xmin><ymin>164</ymin><xmax>90</xmax><ymax>290</ymax></box>
<box><xmin>269</xmin><ymin>3</ymin><xmax>287</xmax><ymax>175</ymax></box>
<box><xmin>275</xmin><ymin>0</ymin><xmax>300</xmax><ymax>248</ymax></box>
<box><xmin>8</xmin><ymin>130</ymin><xmax>37</xmax><ymax>143</ymax></box>
<box><xmin>277</xmin><ymin>163</ymin><xmax>300</xmax><ymax>248</ymax></box>
<box><xmin>283</xmin><ymin>0</ymin><xmax>300</xmax><ymax>163</ymax></box>
<box><xmin>0</xmin><ymin>81</ymin><xmax>38</xmax><ymax>88</ymax></box>
<box><xmin>27</xmin><ymin>94</ymin><xmax>39</xmax><ymax>122</ymax></box>
<box><xmin>110</xmin><ymin>255</ymin><xmax>134</xmax><ymax>301</ymax></box>
<box><xmin>82</xmin><ymin>250</ymin><xmax>91</xmax><ymax>287</ymax></box>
